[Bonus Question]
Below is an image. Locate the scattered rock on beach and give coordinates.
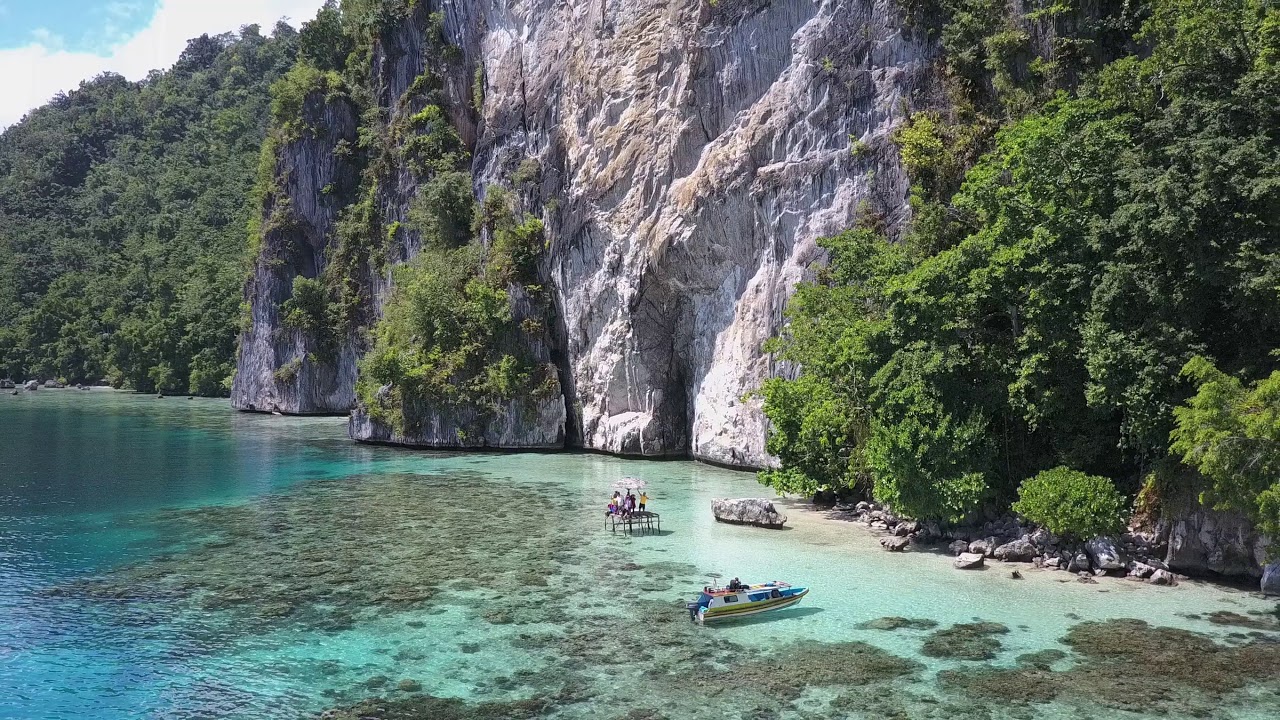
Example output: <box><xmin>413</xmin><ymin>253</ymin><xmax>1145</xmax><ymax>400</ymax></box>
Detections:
<box><xmin>880</xmin><ymin>536</ymin><xmax>910</xmax><ymax>552</ymax></box>
<box><xmin>993</xmin><ymin>539</ymin><xmax>1038</xmax><ymax>563</ymax></box>
<box><xmin>1086</xmin><ymin>537</ymin><xmax>1128</xmax><ymax>571</ymax></box>
<box><xmin>954</xmin><ymin>553</ymin><xmax>984</xmax><ymax>570</ymax></box>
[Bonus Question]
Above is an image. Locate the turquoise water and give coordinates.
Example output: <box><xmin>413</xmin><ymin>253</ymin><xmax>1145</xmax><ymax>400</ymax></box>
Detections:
<box><xmin>2</xmin><ymin>390</ymin><xmax>1278</xmax><ymax>719</ymax></box>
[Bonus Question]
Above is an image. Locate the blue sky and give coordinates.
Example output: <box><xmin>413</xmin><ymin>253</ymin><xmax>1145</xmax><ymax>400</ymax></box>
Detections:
<box><xmin>0</xmin><ymin>1</ymin><xmax>160</xmax><ymax>55</ymax></box>
<box><xmin>0</xmin><ymin>0</ymin><xmax>323</xmax><ymax>129</ymax></box>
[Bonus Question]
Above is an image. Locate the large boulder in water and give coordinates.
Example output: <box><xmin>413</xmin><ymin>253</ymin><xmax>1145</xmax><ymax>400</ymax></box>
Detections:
<box><xmin>1086</xmin><ymin>537</ymin><xmax>1128</xmax><ymax>571</ymax></box>
<box><xmin>23</xmin><ymin>380</ymin><xmax>38</xmax><ymax>391</ymax></box>
<box><xmin>711</xmin><ymin>498</ymin><xmax>787</xmax><ymax>529</ymax></box>
<box><xmin>1264</xmin><ymin>562</ymin><xmax>1280</xmax><ymax>597</ymax></box>
<box><xmin>954</xmin><ymin>553</ymin><xmax>985</xmax><ymax>569</ymax></box>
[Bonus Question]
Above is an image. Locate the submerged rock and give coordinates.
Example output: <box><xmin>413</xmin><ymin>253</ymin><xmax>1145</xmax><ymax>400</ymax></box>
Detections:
<box><xmin>922</xmin><ymin>622</ymin><xmax>1009</xmax><ymax>661</ymax></box>
<box><xmin>711</xmin><ymin>498</ymin><xmax>786</xmax><ymax>528</ymax></box>
<box><xmin>857</xmin><ymin>616</ymin><xmax>939</xmax><ymax>631</ymax></box>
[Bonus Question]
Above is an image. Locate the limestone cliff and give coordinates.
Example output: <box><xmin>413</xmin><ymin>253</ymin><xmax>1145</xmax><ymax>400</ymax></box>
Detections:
<box><xmin>233</xmin><ymin>91</ymin><xmax>362</xmax><ymax>414</ymax></box>
<box><xmin>457</xmin><ymin>0</ymin><xmax>927</xmax><ymax>464</ymax></box>
<box><xmin>236</xmin><ymin>0</ymin><xmax>929</xmax><ymax>459</ymax></box>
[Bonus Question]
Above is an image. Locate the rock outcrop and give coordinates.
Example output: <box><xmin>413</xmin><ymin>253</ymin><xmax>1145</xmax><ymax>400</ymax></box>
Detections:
<box><xmin>1263</xmin><ymin>563</ymin><xmax>1280</xmax><ymax>597</ymax></box>
<box><xmin>1158</xmin><ymin>506</ymin><xmax>1268</xmax><ymax>579</ymax></box>
<box><xmin>235</xmin><ymin>0</ymin><xmax>932</xmax><ymax>456</ymax></box>
<box><xmin>954</xmin><ymin>552</ymin><xmax>984</xmax><ymax>569</ymax></box>
<box><xmin>712</xmin><ymin>498</ymin><xmax>787</xmax><ymax>528</ymax></box>
<box><xmin>233</xmin><ymin>90</ymin><xmax>362</xmax><ymax>415</ymax></box>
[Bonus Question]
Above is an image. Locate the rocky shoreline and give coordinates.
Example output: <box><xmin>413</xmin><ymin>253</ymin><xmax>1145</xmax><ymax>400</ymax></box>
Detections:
<box><xmin>816</xmin><ymin>500</ymin><xmax>1279</xmax><ymax>594</ymax></box>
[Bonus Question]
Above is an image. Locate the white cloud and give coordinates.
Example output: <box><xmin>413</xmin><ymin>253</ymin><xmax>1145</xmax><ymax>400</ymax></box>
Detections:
<box><xmin>0</xmin><ymin>0</ymin><xmax>324</xmax><ymax>130</ymax></box>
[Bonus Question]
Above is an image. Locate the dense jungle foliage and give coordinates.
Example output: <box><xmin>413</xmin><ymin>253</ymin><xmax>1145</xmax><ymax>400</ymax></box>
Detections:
<box><xmin>760</xmin><ymin>0</ymin><xmax>1280</xmax><ymax>534</ymax></box>
<box><xmin>0</xmin><ymin>26</ymin><xmax>299</xmax><ymax>394</ymax></box>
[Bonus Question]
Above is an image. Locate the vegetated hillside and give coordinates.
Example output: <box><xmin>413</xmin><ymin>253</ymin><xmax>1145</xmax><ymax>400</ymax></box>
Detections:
<box><xmin>760</xmin><ymin>0</ymin><xmax>1279</xmax><ymax>554</ymax></box>
<box><xmin>0</xmin><ymin>24</ymin><xmax>299</xmax><ymax>394</ymax></box>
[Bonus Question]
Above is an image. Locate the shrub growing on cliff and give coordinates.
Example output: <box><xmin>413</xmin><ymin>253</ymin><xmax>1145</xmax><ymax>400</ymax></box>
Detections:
<box><xmin>1012</xmin><ymin>467</ymin><xmax>1127</xmax><ymax>540</ymax></box>
<box><xmin>1171</xmin><ymin>356</ymin><xmax>1280</xmax><ymax>549</ymax></box>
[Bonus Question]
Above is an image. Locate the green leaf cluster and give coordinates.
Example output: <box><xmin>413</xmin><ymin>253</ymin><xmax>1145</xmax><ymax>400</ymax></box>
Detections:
<box><xmin>1011</xmin><ymin>467</ymin><xmax>1128</xmax><ymax>540</ymax></box>
<box><xmin>1172</xmin><ymin>357</ymin><xmax>1280</xmax><ymax>548</ymax></box>
<box><xmin>762</xmin><ymin>0</ymin><xmax>1280</xmax><ymax>525</ymax></box>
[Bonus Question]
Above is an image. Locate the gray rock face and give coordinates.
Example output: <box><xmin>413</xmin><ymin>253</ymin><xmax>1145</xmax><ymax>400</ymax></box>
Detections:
<box><xmin>233</xmin><ymin>90</ymin><xmax>362</xmax><ymax>415</ymax></box>
<box><xmin>349</xmin><ymin>395</ymin><xmax>565</xmax><ymax>449</ymax></box>
<box><xmin>1085</xmin><ymin>537</ymin><xmax>1128</xmax><ymax>571</ymax></box>
<box><xmin>712</xmin><ymin>498</ymin><xmax>787</xmax><ymax>528</ymax></box>
<box><xmin>1263</xmin><ymin>562</ymin><xmax>1280</xmax><ymax>597</ymax></box>
<box><xmin>454</xmin><ymin>0</ymin><xmax>932</xmax><ymax>462</ymax></box>
<box><xmin>236</xmin><ymin>0</ymin><xmax>934</xmax><ymax>454</ymax></box>
<box><xmin>948</xmin><ymin>540</ymin><xmax>970</xmax><ymax>556</ymax></box>
<box><xmin>954</xmin><ymin>552</ymin><xmax>984</xmax><ymax>569</ymax></box>
<box><xmin>1160</xmin><ymin>506</ymin><xmax>1267</xmax><ymax>578</ymax></box>
<box><xmin>993</xmin><ymin>539</ymin><xmax>1037</xmax><ymax>563</ymax></box>
<box><xmin>23</xmin><ymin>380</ymin><xmax>38</xmax><ymax>391</ymax></box>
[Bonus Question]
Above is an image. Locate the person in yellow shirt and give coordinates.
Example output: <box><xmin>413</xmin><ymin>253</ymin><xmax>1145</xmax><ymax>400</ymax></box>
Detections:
<box><xmin>638</xmin><ymin>491</ymin><xmax>648</xmax><ymax>511</ymax></box>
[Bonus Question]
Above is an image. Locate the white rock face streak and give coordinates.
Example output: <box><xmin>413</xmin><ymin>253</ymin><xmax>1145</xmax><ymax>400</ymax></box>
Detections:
<box><xmin>455</xmin><ymin>0</ymin><xmax>928</xmax><ymax>464</ymax></box>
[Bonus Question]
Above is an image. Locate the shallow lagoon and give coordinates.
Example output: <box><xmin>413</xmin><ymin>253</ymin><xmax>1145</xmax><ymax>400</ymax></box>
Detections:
<box><xmin>2</xmin><ymin>391</ymin><xmax>1278</xmax><ymax>719</ymax></box>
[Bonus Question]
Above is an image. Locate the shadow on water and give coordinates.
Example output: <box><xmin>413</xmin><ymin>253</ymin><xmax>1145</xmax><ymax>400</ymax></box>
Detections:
<box><xmin>698</xmin><ymin>606</ymin><xmax>826</xmax><ymax>629</ymax></box>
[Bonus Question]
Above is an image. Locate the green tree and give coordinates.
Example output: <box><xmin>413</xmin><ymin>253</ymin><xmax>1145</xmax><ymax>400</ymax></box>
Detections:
<box><xmin>1171</xmin><ymin>356</ymin><xmax>1280</xmax><ymax>544</ymax></box>
<box><xmin>1012</xmin><ymin>467</ymin><xmax>1128</xmax><ymax>540</ymax></box>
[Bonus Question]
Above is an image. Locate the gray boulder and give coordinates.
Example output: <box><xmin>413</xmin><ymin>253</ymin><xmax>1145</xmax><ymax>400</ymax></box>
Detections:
<box><xmin>1085</xmin><ymin>537</ymin><xmax>1128</xmax><ymax>571</ymax></box>
<box><xmin>993</xmin><ymin>539</ymin><xmax>1038</xmax><ymax>563</ymax></box>
<box><xmin>711</xmin><ymin>498</ymin><xmax>787</xmax><ymax>529</ymax></box>
<box><xmin>948</xmin><ymin>540</ymin><xmax>970</xmax><ymax>556</ymax></box>
<box><xmin>954</xmin><ymin>552</ymin><xmax>985</xmax><ymax>569</ymax></box>
<box><xmin>1126</xmin><ymin>561</ymin><xmax>1156</xmax><ymax>579</ymax></box>
<box><xmin>1044</xmin><ymin>556</ymin><xmax>1062</xmax><ymax>569</ymax></box>
<box><xmin>1028</xmin><ymin>528</ymin><xmax>1057</xmax><ymax>550</ymax></box>
<box><xmin>880</xmin><ymin>536</ymin><xmax>910</xmax><ymax>552</ymax></box>
<box><xmin>1263</xmin><ymin>562</ymin><xmax>1280</xmax><ymax>597</ymax></box>
<box><xmin>1150</xmin><ymin>569</ymin><xmax>1177</xmax><ymax>586</ymax></box>
<box><xmin>23</xmin><ymin>379</ymin><xmax>39</xmax><ymax>391</ymax></box>
<box><xmin>1067</xmin><ymin>553</ymin><xmax>1092</xmax><ymax>573</ymax></box>
<box><xmin>968</xmin><ymin>539</ymin><xmax>995</xmax><ymax>557</ymax></box>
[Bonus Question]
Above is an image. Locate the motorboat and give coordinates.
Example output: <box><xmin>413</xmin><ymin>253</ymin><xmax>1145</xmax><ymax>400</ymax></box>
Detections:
<box><xmin>686</xmin><ymin>580</ymin><xmax>808</xmax><ymax>624</ymax></box>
